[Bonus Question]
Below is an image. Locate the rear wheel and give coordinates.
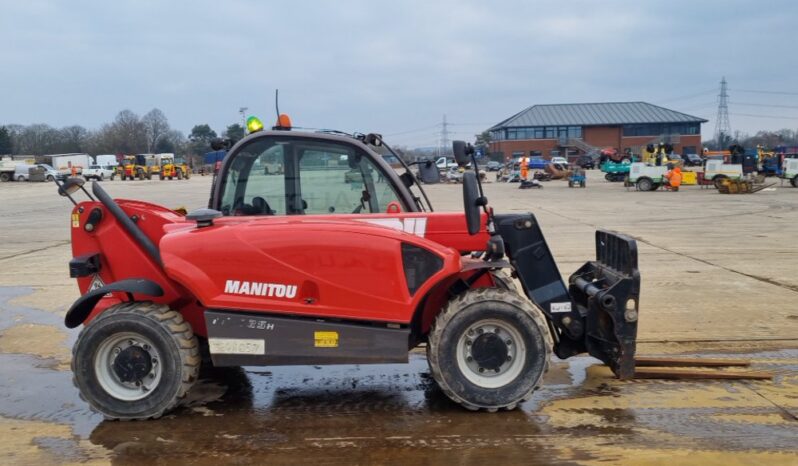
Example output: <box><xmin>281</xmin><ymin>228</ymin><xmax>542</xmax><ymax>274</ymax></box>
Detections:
<box><xmin>177</xmin><ymin>170</ymin><xmax>183</xmax><ymax>180</ymax></box>
<box><xmin>427</xmin><ymin>288</ymin><xmax>551</xmax><ymax>411</ymax></box>
<box><xmin>46</xmin><ymin>175</ymin><xmax>54</xmax><ymax>182</ymax></box>
<box><xmin>99</xmin><ymin>173</ymin><xmax>104</xmax><ymax>181</ymax></box>
<box><xmin>713</xmin><ymin>175</ymin><xmax>727</xmax><ymax>189</ymax></box>
<box><xmin>0</xmin><ymin>172</ymin><xmax>9</xmax><ymax>182</ymax></box>
<box><xmin>636</xmin><ymin>178</ymin><xmax>653</xmax><ymax>192</ymax></box>
<box><xmin>71</xmin><ymin>302</ymin><xmax>200</xmax><ymax>420</ymax></box>
<box><xmin>792</xmin><ymin>176</ymin><xmax>798</xmax><ymax>188</ymax></box>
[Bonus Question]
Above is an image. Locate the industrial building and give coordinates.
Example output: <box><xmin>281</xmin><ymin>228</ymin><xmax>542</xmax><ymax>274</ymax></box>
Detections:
<box><xmin>487</xmin><ymin>102</ymin><xmax>707</xmax><ymax>162</ymax></box>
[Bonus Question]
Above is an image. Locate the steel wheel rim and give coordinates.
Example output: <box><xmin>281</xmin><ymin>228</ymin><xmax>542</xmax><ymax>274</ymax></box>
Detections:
<box><xmin>456</xmin><ymin>318</ymin><xmax>527</xmax><ymax>389</ymax></box>
<box><xmin>94</xmin><ymin>331</ymin><xmax>163</xmax><ymax>401</ymax></box>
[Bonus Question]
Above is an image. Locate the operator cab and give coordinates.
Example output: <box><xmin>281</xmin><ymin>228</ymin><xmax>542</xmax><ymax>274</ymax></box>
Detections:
<box><xmin>212</xmin><ymin>132</ymin><xmax>424</xmax><ymax>216</ymax></box>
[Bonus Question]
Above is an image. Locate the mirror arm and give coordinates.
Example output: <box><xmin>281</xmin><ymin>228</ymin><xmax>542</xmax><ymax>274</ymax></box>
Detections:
<box><xmin>374</xmin><ymin>136</ymin><xmax>434</xmax><ymax>213</ymax></box>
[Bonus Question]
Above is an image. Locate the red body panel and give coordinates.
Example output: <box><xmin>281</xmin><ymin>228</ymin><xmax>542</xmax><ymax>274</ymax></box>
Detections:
<box><xmin>70</xmin><ymin>199</ymin><xmax>492</xmax><ymax>337</ymax></box>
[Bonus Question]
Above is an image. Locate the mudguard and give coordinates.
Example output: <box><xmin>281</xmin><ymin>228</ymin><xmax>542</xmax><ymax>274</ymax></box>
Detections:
<box><xmin>64</xmin><ymin>279</ymin><xmax>163</xmax><ymax>328</ymax></box>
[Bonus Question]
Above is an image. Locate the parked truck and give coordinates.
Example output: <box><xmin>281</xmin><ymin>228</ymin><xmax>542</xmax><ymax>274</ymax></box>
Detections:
<box><xmin>46</xmin><ymin>153</ymin><xmax>91</xmax><ymax>176</ymax></box>
<box><xmin>0</xmin><ymin>157</ymin><xmax>15</xmax><ymax>182</ymax></box>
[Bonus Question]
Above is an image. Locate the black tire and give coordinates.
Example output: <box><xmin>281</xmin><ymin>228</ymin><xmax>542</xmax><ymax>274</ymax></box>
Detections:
<box><xmin>0</xmin><ymin>172</ymin><xmax>9</xmax><ymax>182</ymax></box>
<box><xmin>427</xmin><ymin>288</ymin><xmax>551</xmax><ymax>412</ymax></box>
<box><xmin>177</xmin><ymin>170</ymin><xmax>183</xmax><ymax>180</ymax></box>
<box><xmin>71</xmin><ymin>302</ymin><xmax>200</xmax><ymax>420</ymax></box>
<box><xmin>636</xmin><ymin>178</ymin><xmax>653</xmax><ymax>192</ymax></box>
<box><xmin>490</xmin><ymin>270</ymin><xmax>515</xmax><ymax>291</ymax></box>
<box><xmin>713</xmin><ymin>175</ymin><xmax>727</xmax><ymax>189</ymax></box>
<box><xmin>99</xmin><ymin>173</ymin><xmax>104</xmax><ymax>181</ymax></box>
<box><xmin>791</xmin><ymin>176</ymin><xmax>798</xmax><ymax>188</ymax></box>
<box><xmin>46</xmin><ymin>175</ymin><xmax>54</xmax><ymax>182</ymax></box>
<box><xmin>111</xmin><ymin>173</ymin><xmax>115</xmax><ymax>180</ymax></box>
<box><xmin>159</xmin><ymin>174</ymin><xmax>164</xmax><ymax>180</ymax></box>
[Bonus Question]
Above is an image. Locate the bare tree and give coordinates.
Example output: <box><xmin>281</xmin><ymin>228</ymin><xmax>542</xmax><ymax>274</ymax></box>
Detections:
<box><xmin>142</xmin><ymin>108</ymin><xmax>170</xmax><ymax>153</ymax></box>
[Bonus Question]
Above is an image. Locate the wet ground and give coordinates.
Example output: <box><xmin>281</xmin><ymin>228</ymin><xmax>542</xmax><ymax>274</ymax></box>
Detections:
<box><xmin>1</xmin><ymin>283</ymin><xmax>796</xmax><ymax>465</ymax></box>
<box><xmin>1</xmin><ymin>173</ymin><xmax>797</xmax><ymax>464</ymax></box>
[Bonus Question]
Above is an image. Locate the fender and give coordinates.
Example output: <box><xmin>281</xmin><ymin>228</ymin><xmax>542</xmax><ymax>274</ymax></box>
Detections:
<box><xmin>64</xmin><ymin>279</ymin><xmax>163</xmax><ymax>328</ymax></box>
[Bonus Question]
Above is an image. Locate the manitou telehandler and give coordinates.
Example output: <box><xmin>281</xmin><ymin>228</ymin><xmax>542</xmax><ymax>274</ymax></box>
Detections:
<box><xmin>56</xmin><ymin>120</ymin><xmax>641</xmax><ymax>420</ymax></box>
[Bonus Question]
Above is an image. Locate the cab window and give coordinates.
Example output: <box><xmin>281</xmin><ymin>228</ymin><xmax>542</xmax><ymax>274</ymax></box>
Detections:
<box><xmin>219</xmin><ymin>137</ymin><xmax>403</xmax><ymax>216</ymax></box>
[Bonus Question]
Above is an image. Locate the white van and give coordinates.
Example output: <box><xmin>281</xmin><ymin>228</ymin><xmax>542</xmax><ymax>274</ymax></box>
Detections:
<box><xmin>14</xmin><ymin>164</ymin><xmax>64</xmax><ymax>182</ymax></box>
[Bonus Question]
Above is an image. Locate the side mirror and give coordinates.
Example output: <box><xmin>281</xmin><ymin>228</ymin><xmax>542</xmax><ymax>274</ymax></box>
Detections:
<box><xmin>58</xmin><ymin>177</ymin><xmax>85</xmax><ymax>196</ymax></box>
<box><xmin>210</xmin><ymin>138</ymin><xmax>234</xmax><ymax>151</ymax></box>
<box><xmin>417</xmin><ymin>161</ymin><xmax>440</xmax><ymax>184</ymax></box>
<box><xmin>452</xmin><ymin>140</ymin><xmax>474</xmax><ymax>167</ymax></box>
<box><xmin>462</xmin><ymin>172</ymin><xmax>483</xmax><ymax>235</ymax></box>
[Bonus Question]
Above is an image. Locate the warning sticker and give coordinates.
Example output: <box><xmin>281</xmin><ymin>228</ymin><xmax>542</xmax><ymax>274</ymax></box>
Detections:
<box><xmin>88</xmin><ymin>275</ymin><xmax>105</xmax><ymax>292</ymax></box>
<box><xmin>314</xmin><ymin>331</ymin><xmax>339</xmax><ymax>348</ymax></box>
<box><xmin>550</xmin><ymin>302</ymin><xmax>572</xmax><ymax>314</ymax></box>
<box><xmin>71</xmin><ymin>213</ymin><xmax>80</xmax><ymax>228</ymax></box>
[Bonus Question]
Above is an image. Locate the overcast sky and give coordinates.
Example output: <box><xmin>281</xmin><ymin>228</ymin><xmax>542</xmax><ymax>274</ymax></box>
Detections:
<box><xmin>2</xmin><ymin>0</ymin><xmax>797</xmax><ymax>147</ymax></box>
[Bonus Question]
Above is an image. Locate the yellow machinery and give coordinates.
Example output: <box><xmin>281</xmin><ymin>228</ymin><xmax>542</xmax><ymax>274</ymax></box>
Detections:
<box><xmin>155</xmin><ymin>153</ymin><xmax>191</xmax><ymax>180</ymax></box>
<box><xmin>117</xmin><ymin>155</ymin><xmax>151</xmax><ymax>180</ymax></box>
<box><xmin>642</xmin><ymin>143</ymin><xmax>682</xmax><ymax>166</ymax></box>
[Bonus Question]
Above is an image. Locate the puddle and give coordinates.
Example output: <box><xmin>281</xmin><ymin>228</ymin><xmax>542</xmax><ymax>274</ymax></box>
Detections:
<box><xmin>1</xmin><ymin>285</ymin><xmax>797</xmax><ymax>464</ymax></box>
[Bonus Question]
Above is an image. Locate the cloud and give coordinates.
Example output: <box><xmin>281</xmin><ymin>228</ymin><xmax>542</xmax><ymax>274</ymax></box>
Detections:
<box><xmin>1</xmin><ymin>0</ymin><xmax>797</xmax><ymax>145</ymax></box>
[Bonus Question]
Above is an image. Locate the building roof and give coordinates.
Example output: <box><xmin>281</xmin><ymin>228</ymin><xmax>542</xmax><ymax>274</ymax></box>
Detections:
<box><xmin>490</xmin><ymin>102</ymin><xmax>708</xmax><ymax>130</ymax></box>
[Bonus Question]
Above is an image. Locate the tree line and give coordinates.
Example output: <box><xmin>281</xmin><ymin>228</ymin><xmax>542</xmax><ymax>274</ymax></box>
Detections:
<box><xmin>0</xmin><ymin>109</ymin><xmax>246</xmax><ymax>166</ymax></box>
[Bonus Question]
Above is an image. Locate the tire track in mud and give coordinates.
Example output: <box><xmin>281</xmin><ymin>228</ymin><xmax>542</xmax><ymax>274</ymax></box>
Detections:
<box><xmin>0</xmin><ymin>241</ymin><xmax>70</xmax><ymax>262</ymax></box>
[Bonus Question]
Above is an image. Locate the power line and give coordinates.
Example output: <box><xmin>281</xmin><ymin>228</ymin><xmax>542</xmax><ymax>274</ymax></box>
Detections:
<box><xmin>656</xmin><ymin>89</ymin><xmax>717</xmax><ymax>104</ymax></box>
<box><xmin>730</xmin><ymin>112</ymin><xmax>798</xmax><ymax>120</ymax></box>
<box><xmin>732</xmin><ymin>88</ymin><xmax>798</xmax><ymax>96</ymax></box>
<box><xmin>731</xmin><ymin>102</ymin><xmax>798</xmax><ymax>110</ymax></box>
<box><xmin>384</xmin><ymin>123</ymin><xmax>440</xmax><ymax>137</ymax></box>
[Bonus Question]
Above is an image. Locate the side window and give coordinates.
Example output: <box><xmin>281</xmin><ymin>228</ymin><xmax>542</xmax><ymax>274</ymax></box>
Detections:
<box><xmin>220</xmin><ymin>142</ymin><xmax>286</xmax><ymax>215</ymax></box>
<box><xmin>299</xmin><ymin>147</ymin><xmax>401</xmax><ymax>215</ymax></box>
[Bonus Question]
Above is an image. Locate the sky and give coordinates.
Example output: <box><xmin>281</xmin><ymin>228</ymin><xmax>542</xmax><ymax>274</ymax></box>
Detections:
<box><xmin>2</xmin><ymin>0</ymin><xmax>797</xmax><ymax>148</ymax></box>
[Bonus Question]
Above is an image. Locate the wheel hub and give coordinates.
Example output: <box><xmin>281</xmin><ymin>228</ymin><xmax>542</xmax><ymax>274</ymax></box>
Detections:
<box><xmin>470</xmin><ymin>332</ymin><xmax>509</xmax><ymax>371</ymax></box>
<box><xmin>95</xmin><ymin>333</ymin><xmax>163</xmax><ymax>401</ymax></box>
<box><xmin>458</xmin><ymin>320</ymin><xmax>522</xmax><ymax>385</ymax></box>
<box><xmin>112</xmin><ymin>345</ymin><xmax>153</xmax><ymax>383</ymax></box>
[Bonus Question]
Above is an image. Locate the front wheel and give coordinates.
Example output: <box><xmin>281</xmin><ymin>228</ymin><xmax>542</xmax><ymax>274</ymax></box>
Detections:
<box><xmin>46</xmin><ymin>175</ymin><xmax>54</xmax><ymax>182</ymax></box>
<box><xmin>71</xmin><ymin>302</ymin><xmax>200</xmax><ymax>420</ymax></box>
<box><xmin>636</xmin><ymin>178</ymin><xmax>653</xmax><ymax>192</ymax></box>
<box><xmin>791</xmin><ymin>175</ymin><xmax>798</xmax><ymax>188</ymax></box>
<box><xmin>713</xmin><ymin>175</ymin><xmax>727</xmax><ymax>189</ymax></box>
<box><xmin>99</xmin><ymin>173</ymin><xmax>104</xmax><ymax>181</ymax></box>
<box><xmin>427</xmin><ymin>288</ymin><xmax>551</xmax><ymax>411</ymax></box>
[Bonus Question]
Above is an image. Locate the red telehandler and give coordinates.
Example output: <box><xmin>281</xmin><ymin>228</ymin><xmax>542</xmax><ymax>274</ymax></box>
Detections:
<box><xmin>56</xmin><ymin>123</ymin><xmax>640</xmax><ymax>420</ymax></box>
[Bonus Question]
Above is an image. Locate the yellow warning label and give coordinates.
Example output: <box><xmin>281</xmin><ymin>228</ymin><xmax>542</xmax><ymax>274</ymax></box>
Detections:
<box><xmin>314</xmin><ymin>331</ymin><xmax>338</xmax><ymax>348</ymax></box>
<box><xmin>71</xmin><ymin>213</ymin><xmax>80</xmax><ymax>228</ymax></box>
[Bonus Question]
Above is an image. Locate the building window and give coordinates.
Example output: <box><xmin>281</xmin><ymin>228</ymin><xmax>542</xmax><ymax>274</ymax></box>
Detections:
<box><xmin>533</xmin><ymin>127</ymin><xmax>544</xmax><ymax>139</ymax></box>
<box><xmin>623</xmin><ymin>123</ymin><xmax>701</xmax><ymax>137</ymax></box>
<box><xmin>550</xmin><ymin>149</ymin><xmax>560</xmax><ymax>157</ymax></box>
<box><xmin>512</xmin><ymin>151</ymin><xmax>523</xmax><ymax>159</ymax></box>
<box><xmin>530</xmin><ymin>150</ymin><xmax>542</xmax><ymax>157</ymax></box>
<box><xmin>568</xmin><ymin>126</ymin><xmax>582</xmax><ymax>138</ymax></box>
<box><xmin>545</xmin><ymin>127</ymin><xmax>557</xmax><ymax>138</ymax></box>
<box><xmin>683</xmin><ymin>146</ymin><xmax>697</xmax><ymax>155</ymax></box>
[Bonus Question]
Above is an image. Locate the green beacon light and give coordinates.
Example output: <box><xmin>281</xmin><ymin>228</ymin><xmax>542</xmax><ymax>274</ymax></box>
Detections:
<box><xmin>246</xmin><ymin>116</ymin><xmax>264</xmax><ymax>134</ymax></box>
